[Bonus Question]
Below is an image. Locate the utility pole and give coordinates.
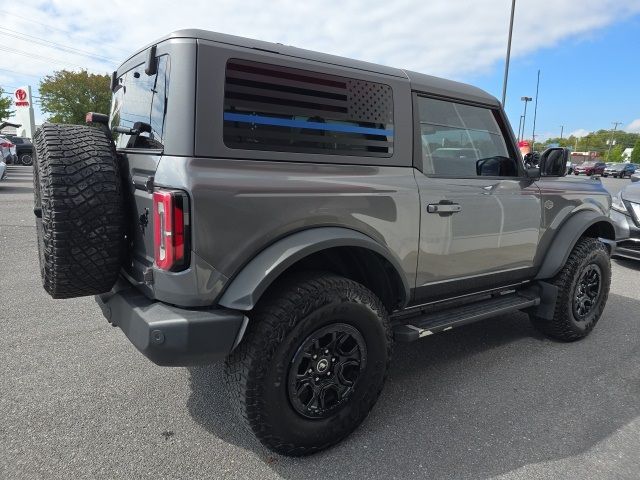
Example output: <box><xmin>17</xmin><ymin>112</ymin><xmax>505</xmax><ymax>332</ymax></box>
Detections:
<box><xmin>531</xmin><ymin>70</ymin><xmax>540</xmax><ymax>151</ymax></box>
<box><xmin>559</xmin><ymin>125</ymin><xmax>564</xmax><ymax>139</ymax></box>
<box><xmin>606</xmin><ymin>121</ymin><xmax>622</xmax><ymax>160</ymax></box>
<box><xmin>520</xmin><ymin>96</ymin><xmax>532</xmax><ymax>141</ymax></box>
<box><xmin>501</xmin><ymin>0</ymin><xmax>517</xmax><ymax>106</ymax></box>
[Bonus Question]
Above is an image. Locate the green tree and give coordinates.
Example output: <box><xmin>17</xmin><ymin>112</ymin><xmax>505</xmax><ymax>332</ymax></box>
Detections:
<box><xmin>0</xmin><ymin>87</ymin><xmax>14</xmax><ymax>121</ymax></box>
<box><xmin>607</xmin><ymin>145</ymin><xmax>624</xmax><ymax>162</ymax></box>
<box><xmin>39</xmin><ymin>70</ymin><xmax>110</xmax><ymax>124</ymax></box>
<box><xmin>631</xmin><ymin>139</ymin><xmax>640</xmax><ymax>164</ymax></box>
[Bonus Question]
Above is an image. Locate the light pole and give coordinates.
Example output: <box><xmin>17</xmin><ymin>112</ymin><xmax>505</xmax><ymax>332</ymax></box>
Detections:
<box><xmin>606</xmin><ymin>121</ymin><xmax>622</xmax><ymax>160</ymax></box>
<box><xmin>559</xmin><ymin>125</ymin><xmax>564</xmax><ymax>140</ymax></box>
<box><xmin>520</xmin><ymin>96</ymin><xmax>532</xmax><ymax>141</ymax></box>
<box><xmin>531</xmin><ymin>70</ymin><xmax>540</xmax><ymax>151</ymax></box>
<box><xmin>501</xmin><ymin>0</ymin><xmax>517</xmax><ymax>106</ymax></box>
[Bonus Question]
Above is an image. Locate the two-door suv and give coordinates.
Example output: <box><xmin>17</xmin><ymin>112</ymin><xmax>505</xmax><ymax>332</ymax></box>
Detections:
<box><xmin>33</xmin><ymin>30</ymin><xmax>615</xmax><ymax>456</ymax></box>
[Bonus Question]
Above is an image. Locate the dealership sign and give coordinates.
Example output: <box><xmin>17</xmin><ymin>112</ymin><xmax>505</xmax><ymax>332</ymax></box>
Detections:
<box><xmin>14</xmin><ymin>87</ymin><xmax>31</xmax><ymax>107</ymax></box>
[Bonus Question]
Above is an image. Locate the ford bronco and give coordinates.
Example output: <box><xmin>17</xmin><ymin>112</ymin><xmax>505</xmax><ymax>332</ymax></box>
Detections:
<box><xmin>33</xmin><ymin>30</ymin><xmax>615</xmax><ymax>456</ymax></box>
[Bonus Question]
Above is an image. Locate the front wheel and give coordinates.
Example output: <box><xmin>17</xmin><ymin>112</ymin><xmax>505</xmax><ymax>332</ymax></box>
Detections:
<box><xmin>530</xmin><ymin>237</ymin><xmax>611</xmax><ymax>341</ymax></box>
<box><xmin>20</xmin><ymin>153</ymin><xmax>33</xmax><ymax>166</ymax></box>
<box><xmin>225</xmin><ymin>272</ymin><xmax>392</xmax><ymax>456</ymax></box>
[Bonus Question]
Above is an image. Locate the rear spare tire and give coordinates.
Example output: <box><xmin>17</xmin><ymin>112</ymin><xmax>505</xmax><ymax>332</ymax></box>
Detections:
<box><xmin>34</xmin><ymin>124</ymin><xmax>126</xmax><ymax>298</ymax></box>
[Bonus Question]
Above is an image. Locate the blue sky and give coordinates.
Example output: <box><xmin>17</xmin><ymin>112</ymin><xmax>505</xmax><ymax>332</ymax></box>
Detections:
<box><xmin>1</xmin><ymin>1</ymin><xmax>639</xmax><ymax>141</ymax></box>
<box><xmin>469</xmin><ymin>14</ymin><xmax>640</xmax><ymax>140</ymax></box>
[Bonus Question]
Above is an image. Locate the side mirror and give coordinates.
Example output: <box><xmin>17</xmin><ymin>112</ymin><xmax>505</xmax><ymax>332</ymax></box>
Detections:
<box><xmin>538</xmin><ymin>147</ymin><xmax>569</xmax><ymax>177</ymax></box>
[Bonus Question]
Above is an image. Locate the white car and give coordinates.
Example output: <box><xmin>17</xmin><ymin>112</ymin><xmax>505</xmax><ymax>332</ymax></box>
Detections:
<box><xmin>0</xmin><ymin>160</ymin><xmax>7</xmax><ymax>181</ymax></box>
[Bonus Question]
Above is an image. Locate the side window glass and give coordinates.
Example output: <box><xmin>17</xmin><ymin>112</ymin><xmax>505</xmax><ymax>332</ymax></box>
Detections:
<box><xmin>110</xmin><ymin>55</ymin><xmax>170</xmax><ymax>150</ymax></box>
<box><xmin>223</xmin><ymin>59</ymin><xmax>394</xmax><ymax>157</ymax></box>
<box><xmin>417</xmin><ymin>96</ymin><xmax>517</xmax><ymax>177</ymax></box>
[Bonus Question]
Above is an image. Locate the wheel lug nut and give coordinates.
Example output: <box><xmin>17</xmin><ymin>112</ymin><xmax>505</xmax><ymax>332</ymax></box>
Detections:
<box><xmin>315</xmin><ymin>377</ymin><xmax>319</xmax><ymax>381</ymax></box>
<box><xmin>308</xmin><ymin>369</ymin><xmax>313</xmax><ymax>373</ymax></box>
<box><xmin>332</xmin><ymin>358</ymin><xmax>336</xmax><ymax>362</ymax></box>
<box><xmin>324</xmin><ymin>350</ymin><xmax>329</xmax><ymax>354</ymax></box>
<box><xmin>312</xmin><ymin>355</ymin><xmax>317</xmax><ymax>360</ymax></box>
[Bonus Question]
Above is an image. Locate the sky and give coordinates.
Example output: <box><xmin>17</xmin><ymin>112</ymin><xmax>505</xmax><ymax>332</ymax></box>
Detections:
<box><xmin>1</xmin><ymin>0</ymin><xmax>639</xmax><ymax>142</ymax></box>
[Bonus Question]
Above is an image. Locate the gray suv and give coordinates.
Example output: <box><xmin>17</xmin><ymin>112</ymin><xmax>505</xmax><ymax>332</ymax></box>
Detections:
<box><xmin>33</xmin><ymin>30</ymin><xmax>615</xmax><ymax>456</ymax></box>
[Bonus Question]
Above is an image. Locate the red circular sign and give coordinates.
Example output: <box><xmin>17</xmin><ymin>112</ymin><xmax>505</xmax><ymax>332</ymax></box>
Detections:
<box><xmin>15</xmin><ymin>89</ymin><xmax>27</xmax><ymax>101</ymax></box>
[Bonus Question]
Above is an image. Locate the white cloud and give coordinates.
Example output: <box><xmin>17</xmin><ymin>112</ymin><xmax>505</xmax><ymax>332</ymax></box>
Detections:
<box><xmin>625</xmin><ymin>119</ymin><xmax>640</xmax><ymax>133</ymax></box>
<box><xmin>1</xmin><ymin>0</ymin><xmax>639</xmax><ymax>124</ymax></box>
<box><xmin>569</xmin><ymin>129</ymin><xmax>590</xmax><ymax>138</ymax></box>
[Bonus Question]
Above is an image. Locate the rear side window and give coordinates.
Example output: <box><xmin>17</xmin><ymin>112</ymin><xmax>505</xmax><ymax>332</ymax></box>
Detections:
<box><xmin>223</xmin><ymin>59</ymin><xmax>394</xmax><ymax>157</ymax></box>
<box><xmin>110</xmin><ymin>55</ymin><xmax>171</xmax><ymax>150</ymax></box>
<box><xmin>417</xmin><ymin>96</ymin><xmax>517</xmax><ymax>177</ymax></box>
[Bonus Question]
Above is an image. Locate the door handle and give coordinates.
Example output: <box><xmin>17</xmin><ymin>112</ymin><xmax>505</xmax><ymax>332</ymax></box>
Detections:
<box><xmin>426</xmin><ymin>203</ymin><xmax>462</xmax><ymax>214</ymax></box>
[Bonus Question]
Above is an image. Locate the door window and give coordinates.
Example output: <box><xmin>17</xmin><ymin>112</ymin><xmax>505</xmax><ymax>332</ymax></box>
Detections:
<box><xmin>417</xmin><ymin>96</ymin><xmax>517</xmax><ymax>177</ymax></box>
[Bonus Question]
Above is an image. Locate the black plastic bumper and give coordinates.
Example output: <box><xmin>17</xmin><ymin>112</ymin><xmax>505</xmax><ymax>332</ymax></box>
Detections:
<box><xmin>95</xmin><ymin>285</ymin><xmax>247</xmax><ymax>366</ymax></box>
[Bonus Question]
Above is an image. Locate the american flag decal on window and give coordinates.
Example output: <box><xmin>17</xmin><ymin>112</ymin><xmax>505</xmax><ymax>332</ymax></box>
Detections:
<box><xmin>223</xmin><ymin>59</ymin><xmax>394</xmax><ymax>156</ymax></box>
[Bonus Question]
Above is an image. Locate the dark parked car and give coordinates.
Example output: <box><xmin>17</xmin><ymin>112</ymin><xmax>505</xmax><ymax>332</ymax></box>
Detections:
<box><xmin>5</xmin><ymin>135</ymin><xmax>33</xmax><ymax>165</ymax></box>
<box><xmin>603</xmin><ymin>163</ymin><xmax>636</xmax><ymax>178</ymax></box>
<box><xmin>574</xmin><ymin>161</ymin><xmax>606</xmax><ymax>176</ymax></box>
<box><xmin>33</xmin><ymin>29</ymin><xmax>615</xmax><ymax>456</ymax></box>
<box><xmin>611</xmin><ymin>183</ymin><xmax>640</xmax><ymax>260</ymax></box>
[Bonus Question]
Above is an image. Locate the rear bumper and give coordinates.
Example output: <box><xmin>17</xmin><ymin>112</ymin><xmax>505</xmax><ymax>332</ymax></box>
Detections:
<box><xmin>95</xmin><ymin>281</ymin><xmax>247</xmax><ymax>366</ymax></box>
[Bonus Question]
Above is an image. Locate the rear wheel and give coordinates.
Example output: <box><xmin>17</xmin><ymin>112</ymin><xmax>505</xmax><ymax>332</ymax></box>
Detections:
<box><xmin>225</xmin><ymin>272</ymin><xmax>392</xmax><ymax>456</ymax></box>
<box><xmin>530</xmin><ymin>237</ymin><xmax>610</xmax><ymax>341</ymax></box>
<box><xmin>34</xmin><ymin>124</ymin><xmax>126</xmax><ymax>298</ymax></box>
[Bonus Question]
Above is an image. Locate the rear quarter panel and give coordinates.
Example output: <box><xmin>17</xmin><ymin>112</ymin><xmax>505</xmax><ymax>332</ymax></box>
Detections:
<box><xmin>154</xmin><ymin>157</ymin><xmax>420</xmax><ymax>289</ymax></box>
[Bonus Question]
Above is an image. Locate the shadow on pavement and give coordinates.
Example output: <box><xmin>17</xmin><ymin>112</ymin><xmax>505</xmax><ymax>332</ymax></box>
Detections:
<box><xmin>613</xmin><ymin>257</ymin><xmax>640</xmax><ymax>272</ymax></box>
<box><xmin>188</xmin><ymin>293</ymin><xmax>639</xmax><ymax>479</ymax></box>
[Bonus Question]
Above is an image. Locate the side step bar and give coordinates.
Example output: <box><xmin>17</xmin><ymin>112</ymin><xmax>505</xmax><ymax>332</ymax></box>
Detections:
<box><xmin>393</xmin><ymin>291</ymin><xmax>540</xmax><ymax>342</ymax></box>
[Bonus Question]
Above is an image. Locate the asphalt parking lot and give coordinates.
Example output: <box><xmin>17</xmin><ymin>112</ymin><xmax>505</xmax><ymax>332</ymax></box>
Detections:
<box><xmin>1</xmin><ymin>165</ymin><xmax>639</xmax><ymax>479</ymax></box>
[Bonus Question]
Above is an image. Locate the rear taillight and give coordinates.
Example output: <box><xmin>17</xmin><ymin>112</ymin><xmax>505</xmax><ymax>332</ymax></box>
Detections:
<box><xmin>153</xmin><ymin>190</ymin><xmax>189</xmax><ymax>271</ymax></box>
<box><xmin>0</xmin><ymin>142</ymin><xmax>12</xmax><ymax>148</ymax></box>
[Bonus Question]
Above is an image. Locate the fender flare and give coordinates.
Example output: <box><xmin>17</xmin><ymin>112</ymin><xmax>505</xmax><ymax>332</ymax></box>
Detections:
<box><xmin>535</xmin><ymin>211</ymin><xmax>615</xmax><ymax>280</ymax></box>
<box><xmin>218</xmin><ymin>227</ymin><xmax>410</xmax><ymax>311</ymax></box>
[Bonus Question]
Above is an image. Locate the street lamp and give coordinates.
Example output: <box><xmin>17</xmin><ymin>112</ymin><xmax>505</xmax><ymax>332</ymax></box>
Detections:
<box><xmin>559</xmin><ymin>125</ymin><xmax>564</xmax><ymax>140</ymax></box>
<box><xmin>501</xmin><ymin>0</ymin><xmax>517</xmax><ymax>106</ymax></box>
<box><xmin>519</xmin><ymin>96</ymin><xmax>532</xmax><ymax>141</ymax></box>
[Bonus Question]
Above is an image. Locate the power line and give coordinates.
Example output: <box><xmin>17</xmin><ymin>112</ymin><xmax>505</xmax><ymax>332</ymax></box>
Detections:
<box><xmin>0</xmin><ymin>67</ymin><xmax>42</xmax><ymax>78</ymax></box>
<box><xmin>0</xmin><ymin>26</ymin><xmax>116</xmax><ymax>63</ymax></box>
<box><xmin>0</xmin><ymin>45</ymin><xmax>84</xmax><ymax>68</ymax></box>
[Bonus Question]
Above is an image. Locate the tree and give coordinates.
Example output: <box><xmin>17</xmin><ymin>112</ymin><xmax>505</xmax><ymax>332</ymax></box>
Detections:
<box><xmin>607</xmin><ymin>145</ymin><xmax>623</xmax><ymax>163</ymax></box>
<box><xmin>631</xmin><ymin>139</ymin><xmax>640</xmax><ymax>164</ymax></box>
<box><xmin>39</xmin><ymin>70</ymin><xmax>111</xmax><ymax>124</ymax></box>
<box><xmin>0</xmin><ymin>87</ymin><xmax>14</xmax><ymax>121</ymax></box>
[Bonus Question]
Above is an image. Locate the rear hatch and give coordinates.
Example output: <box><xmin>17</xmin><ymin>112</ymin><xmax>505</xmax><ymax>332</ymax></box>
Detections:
<box><xmin>109</xmin><ymin>53</ymin><xmax>171</xmax><ymax>286</ymax></box>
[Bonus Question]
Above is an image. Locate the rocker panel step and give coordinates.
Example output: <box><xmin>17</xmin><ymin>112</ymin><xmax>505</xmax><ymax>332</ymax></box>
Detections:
<box><xmin>393</xmin><ymin>292</ymin><xmax>540</xmax><ymax>342</ymax></box>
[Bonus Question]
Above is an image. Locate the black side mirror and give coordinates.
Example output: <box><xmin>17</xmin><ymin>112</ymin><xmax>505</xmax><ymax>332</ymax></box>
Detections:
<box><xmin>538</xmin><ymin>147</ymin><xmax>569</xmax><ymax>177</ymax></box>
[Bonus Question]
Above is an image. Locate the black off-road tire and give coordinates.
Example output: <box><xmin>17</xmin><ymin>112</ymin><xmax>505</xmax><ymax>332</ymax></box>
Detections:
<box><xmin>530</xmin><ymin>237</ymin><xmax>611</xmax><ymax>341</ymax></box>
<box><xmin>34</xmin><ymin>124</ymin><xmax>126</xmax><ymax>299</ymax></box>
<box><xmin>225</xmin><ymin>272</ymin><xmax>392</xmax><ymax>456</ymax></box>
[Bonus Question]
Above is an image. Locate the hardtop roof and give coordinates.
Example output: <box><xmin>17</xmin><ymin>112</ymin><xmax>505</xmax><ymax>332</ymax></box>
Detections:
<box><xmin>125</xmin><ymin>29</ymin><xmax>500</xmax><ymax>107</ymax></box>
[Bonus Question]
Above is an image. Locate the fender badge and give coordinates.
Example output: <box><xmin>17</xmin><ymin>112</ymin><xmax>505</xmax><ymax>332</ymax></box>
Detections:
<box><xmin>544</xmin><ymin>200</ymin><xmax>554</xmax><ymax>210</ymax></box>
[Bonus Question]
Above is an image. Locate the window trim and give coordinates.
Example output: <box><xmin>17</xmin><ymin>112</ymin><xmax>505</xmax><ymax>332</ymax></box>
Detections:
<box><xmin>411</xmin><ymin>92</ymin><xmax>526</xmax><ymax>179</ymax></box>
